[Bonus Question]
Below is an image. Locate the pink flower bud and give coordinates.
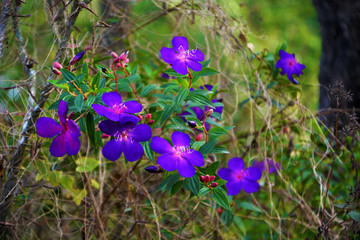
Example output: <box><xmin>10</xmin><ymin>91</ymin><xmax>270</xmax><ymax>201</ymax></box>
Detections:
<box><xmin>101</xmin><ymin>133</ymin><xmax>110</xmax><ymax>139</ymax></box>
<box><xmin>195</xmin><ymin>133</ymin><xmax>203</xmax><ymax>141</ymax></box>
<box><xmin>123</xmin><ymin>58</ymin><xmax>129</xmax><ymax>65</ymax></box>
<box><xmin>148</xmin><ymin>120</ymin><xmax>154</xmax><ymax>125</ymax></box>
<box><xmin>204</xmin><ymin>175</ymin><xmax>210</xmax><ymax>183</ymax></box>
<box><xmin>137</xmin><ymin>114</ymin><xmax>143</xmax><ymax>121</ymax></box>
<box><xmin>110</xmin><ymin>51</ymin><xmax>118</xmax><ymax>58</ymax></box>
<box><xmin>207</xmin><ymin>109</ymin><xmax>214</xmax><ymax>117</ymax></box>
<box><xmin>119</xmin><ymin>50</ymin><xmax>129</xmax><ymax>61</ymax></box>
<box><xmin>52</xmin><ymin>68</ymin><xmax>62</xmax><ymax>75</ymax></box>
<box><xmin>85</xmin><ymin>45</ymin><xmax>91</xmax><ymax>51</ymax></box>
<box><xmin>53</xmin><ymin>62</ymin><xmax>63</xmax><ymax>70</ymax></box>
<box><xmin>210</xmin><ymin>182</ymin><xmax>218</xmax><ymax>188</ymax></box>
<box><xmin>209</xmin><ymin>175</ymin><xmax>215</xmax><ymax>182</ymax></box>
<box><xmin>216</xmin><ymin>208</ymin><xmax>223</xmax><ymax>214</ymax></box>
<box><xmin>113</xmin><ymin>57</ymin><xmax>121</xmax><ymax>64</ymax></box>
<box><xmin>200</xmin><ymin>176</ymin><xmax>205</xmax><ymax>182</ymax></box>
<box><xmin>145</xmin><ymin>113</ymin><xmax>152</xmax><ymax>120</ymax></box>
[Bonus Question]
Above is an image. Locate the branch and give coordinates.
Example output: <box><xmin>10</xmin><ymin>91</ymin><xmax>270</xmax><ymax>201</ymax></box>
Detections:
<box><xmin>0</xmin><ymin>0</ymin><xmax>13</xmax><ymax>62</ymax></box>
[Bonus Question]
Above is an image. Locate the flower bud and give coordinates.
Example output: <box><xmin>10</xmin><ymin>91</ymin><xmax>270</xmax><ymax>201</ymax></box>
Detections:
<box><xmin>123</xmin><ymin>58</ymin><xmax>129</xmax><ymax>65</ymax></box>
<box><xmin>283</xmin><ymin>127</ymin><xmax>290</xmax><ymax>134</ymax></box>
<box><xmin>101</xmin><ymin>133</ymin><xmax>110</xmax><ymax>139</ymax></box>
<box><xmin>110</xmin><ymin>51</ymin><xmax>118</xmax><ymax>58</ymax></box>
<box><xmin>144</xmin><ymin>166</ymin><xmax>163</xmax><ymax>173</ymax></box>
<box><xmin>204</xmin><ymin>175</ymin><xmax>210</xmax><ymax>182</ymax></box>
<box><xmin>52</xmin><ymin>68</ymin><xmax>62</xmax><ymax>75</ymax></box>
<box><xmin>113</xmin><ymin>57</ymin><xmax>120</xmax><ymax>64</ymax></box>
<box><xmin>119</xmin><ymin>50</ymin><xmax>129</xmax><ymax>61</ymax></box>
<box><xmin>85</xmin><ymin>45</ymin><xmax>91</xmax><ymax>51</ymax></box>
<box><xmin>68</xmin><ymin>111</ymin><xmax>74</xmax><ymax>120</ymax></box>
<box><xmin>216</xmin><ymin>208</ymin><xmax>223</xmax><ymax>214</ymax></box>
<box><xmin>200</xmin><ymin>175</ymin><xmax>205</xmax><ymax>182</ymax></box>
<box><xmin>148</xmin><ymin>120</ymin><xmax>154</xmax><ymax>125</ymax></box>
<box><xmin>207</xmin><ymin>109</ymin><xmax>214</xmax><ymax>117</ymax></box>
<box><xmin>209</xmin><ymin>175</ymin><xmax>215</xmax><ymax>182</ymax></box>
<box><xmin>187</xmin><ymin>121</ymin><xmax>197</xmax><ymax>128</ymax></box>
<box><xmin>154</xmin><ymin>128</ymin><xmax>162</xmax><ymax>136</ymax></box>
<box><xmin>195</xmin><ymin>133</ymin><xmax>203</xmax><ymax>141</ymax></box>
<box><xmin>137</xmin><ymin>114</ymin><xmax>143</xmax><ymax>121</ymax></box>
<box><xmin>145</xmin><ymin>113</ymin><xmax>152</xmax><ymax>120</ymax></box>
<box><xmin>53</xmin><ymin>62</ymin><xmax>63</xmax><ymax>70</ymax></box>
<box><xmin>101</xmin><ymin>67</ymin><xmax>109</xmax><ymax>74</ymax></box>
<box><xmin>210</xmin><ymin>182</ymin><xmax>218</xmax><ymax>188</ymax></box>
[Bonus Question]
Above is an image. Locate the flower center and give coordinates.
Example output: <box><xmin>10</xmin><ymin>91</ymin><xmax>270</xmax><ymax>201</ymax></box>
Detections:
<box><xmin>233</xmin><ymin>170</ymin><xmax>245</xmax><ymax>181</ymax></box>
<box><xmin>112</xmin><ymin>103</ymin><xmax>127</xmax><ymax>114</ymax></box>
<box><xmin>287</xmin><ymin>59</ymin><xmax>296</xmax><ymax>67</ymax></box>
<box><xmin>114</xmin><ymin>130</ymin><xmax>130</xmax><ymax>142</ymax></box>
<box><xmin>172</xmin><ymin>145</ymin><xmax>193</xmax><ymax>157</ymax></box>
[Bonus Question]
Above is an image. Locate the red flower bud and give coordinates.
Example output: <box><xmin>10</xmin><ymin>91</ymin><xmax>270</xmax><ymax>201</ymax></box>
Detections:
<box><xmin>283</xmin><ymin>127</ymin><xmax>290</xmax><ymax>134</ymax></box>
<box><xmin>216</xmin><ymin>208</ymin><xmax>223</xmax><ymax>214</ymax></box>
<box><xmin>209</xmin><ymin>175</ymin><xmax>215</xmax><ymax>182</ymax></box>
<box><xmin>210</xmin><ymin>182</ymin><xmax>218</xmax><ymax>188</ymax></box>
<box><xmin>200</xmin><ymin>175</ymin><xmax>205</xmax><ymax>182</ymax></box>
<box><xmin>148</xmin><ymin>120</ymin><xmax>154</xmax><ymax>125</ymax></box>
<box><xmin>123</xmin><ymin>58</ymin><xmax>129</xmax><ymax>65</ymax></box>
<box><xmin>85</xmin><ymin>45</ymin><xmax>91</xmax><ymax>51</ymax></box>
<box><xmin>137</xmin><ymin>114</ymin><xmax>143</xmax><ymax>121</ymax></box>
<box><xmin>204</xmin><ymin>175</ymin><xmax>210</xmax><ymax>182</ymax></box>
<box><xmin>110</xmin><ymin>51</ymin><xmax>118</xmax><ymax>58</ymax></box>
<box><xmin>195</xmin><ymin>133</ymin><xmax>203</xmax><ymax>141</ymax></box>
<box><xmin>52</xmin><ymin>68</ymin><xmax>62</xmax><ymax>75</ymax></box>
<box><xmin>145</xmin><ymin>113</ymin><xmax>152</xmax><ymax>120</ymax></box>
<box><xmin>119</xmin><ymin>50</ymin><xmax>129</xmax><ymax>61</ymax></box>
<box><xmin>53</xmin><ymin>62</ymin><xmax>63</xmax><ymax>70</ymax></box>
<box><xmin>101</xmin><ymin>133</ymin><xmax>110</xmax><ymax>139</ymax></box>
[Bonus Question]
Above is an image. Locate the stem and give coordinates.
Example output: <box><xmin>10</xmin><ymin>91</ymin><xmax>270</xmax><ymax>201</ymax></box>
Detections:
<box><xmin>112</xmin><ymin>64</ymin><xmax>118</xmax><ymax>92</ymax></box>
<box><xmin>188</xmin><ymin>70</ymin><xmax>193</xmax><ymax>89</ymax></box>
<box><xmin>120</xmin><ymin>62</ymin><xmax>142</xmax><ymax>104</ymax></box>
<box><xmin>70</xmin><ymin>80</ymin><xmax>87</xmax><ymax>100</ymax></box>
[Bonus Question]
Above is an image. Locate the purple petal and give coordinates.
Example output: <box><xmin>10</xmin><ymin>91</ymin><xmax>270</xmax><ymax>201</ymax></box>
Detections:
<box><xmin>279</xmin><ymin>50</ymin><xmax>293</xmax><ymax>60</ymax></box>
<box><xmin>218</xmin><ymin>168</ymin><xmax>233</xmax><ymax>182</ymax></box>
<box><xmin>123</xmin><ymin>100</ymin><xmax>142</xmax><ymax>114</ymax></box>
<box><xmin>66</xmin><ymin>119</ymin><xmax>81</xmax><ymax>137</ymax></box>
<box><xmin>182</xmin><ymin>150</ymin><xmax>204</xmax><ymax>167</ymax></box>
<box><xmin>118</xmin><ymin>114</ymin><xmax>141</xmax><ymax>125</ymax></box>
<box><xmin>50</xmin><ymin>133</ymin><xmax>67</xmax><ymax>157</ymax></box>
<box><xmin>65</xmin><ymin>132</ymin><xmax>80</xmax><ymax>155</ymax></box>
<box><xmin>172</xmin><ymin>36</ymin><xmax>189</xmax><ymax>52</ymax></box>
<box><xmin>228</xmin><ymin>157</ymin><xmax>244</xmax><ymax>171</ymax></box>
<box><xmin>172</xmin><ymin>60</ymin><xmax>188</xmax><ymax>75</ymax></box>
<box><xmin>128</xmin><ymin>124</ymin><xmax>152</xmax><ymax>142</ymax></box>
<box><xmin>203</xmin><ymin>85</ymin><xmax>213</xmax><ymax>91</ymax></box>
<box><xmin>177</xmin><ymin>158</ymin><xmax>196</xmax><ymax>178</ymax></box>
<box><xmin>242</xmin><ymin>180</ymin><xmax>260</xmax><ymax>194</ymax></box>
<box><xmin>123</xmin><ymin>140</ymin><xmax>144</xmax><ymax>162</ymax></box>
<box><xmin>171</xmin><ymin>131</ymin><xmax>190</xmax><ymax>148</ymax></box>
<box><xmin>102</xmin><ymin>139</ymin><xmax>123</xmax><ymax>161</ymax></box>
<box><xmin>226</xmin><ymin>181</ymin><xmax>242</xmax><ymax>195</ymax></box>
<box><xmin>244</xmin><ymin>167</ymin><xmax>262</xmax><ymax>181</ymax></box>
<box><xmin>99</xmin><ymin>119</ymin><xmax>137</xmax><ymax>136</ymax></box>
<box><xmin>160</xmin><ymin>47</ymin><xmax>178</xmax><ymax>64</ymax></box>
<box><xmin>150</xmin><ymin>136</ymin><xmax>173</xmax><ymax>154</ymax></box>
<box><xmin>36</xmin><ymin>117</ymin><xmax>63</xmax><ymax>138</ymax></box>
<box><xmin>187</xmin><ymin>49</ymin><xmax>204</xmax><ymax>62</ymax></box>
<box><xmin>102</xmin><ymin>92</ymin><xmax>123</xmax><ymax>108</ymax></box>
<box><xmin>287</xmin><ymin>73</ymin><xmax>298</xmax><ymax>84</ymax></box>
<box><xmin>92</xmin><ymin>104</ymin><xmax>119</xmax><ymax>121</ymax></box>
<box><xmin>58</xmin><ymin>100</ymin><xmax>68</xmax><ymax>127</ymax></box>
<box><xmin>186</xmin><ymin>60</ymin><xmax>202</xmax><ymax>72</ymax></box>
<box><xmin>252</xmin><ymin>160</ymin><xmax>265</xmax><ymax>172</ymax></box>
<box><xmin>156</xmin><ymin>153</ymin><xmax>178</xmax><ymax>171</ymax></box>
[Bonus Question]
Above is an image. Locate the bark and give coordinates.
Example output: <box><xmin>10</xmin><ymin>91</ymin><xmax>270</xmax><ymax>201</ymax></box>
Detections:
<box><xmin>312</xmin><ymin>0</ymin><xmax>360</xmax><ymax>113</ymax></box>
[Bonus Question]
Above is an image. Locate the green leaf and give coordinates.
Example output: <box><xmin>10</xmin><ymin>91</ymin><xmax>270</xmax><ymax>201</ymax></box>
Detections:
<box><xmin>160</xmin><ymin>104</ymin><xmax>175</xmax><ymax>124</ymax></box>
<box><xmin>171</xmin><ymin>116</ymin><xmax>187</xmax><ymax>130</ymax></box>
<box><xmin>177</xmin><ymin>77</ymin><xmax>188</xmax><ymax>88</ymax></box>
<box><xmin>60</xmin><ymin>69</ymin><xmax>76</xmax><ymax>82</ymax></box>
<box><xmin>70</xmin><ymin>188</ymin><xmax>87</xmax><ymax>206</ymax></box>
<box><xmin>82</xmin><ymin>62</ymin><xmax>89</xmax><ymax>79</ymax></box>
<box><xmin>193</xmin><ymin>67</ymin><xmax>219</xmax><ymax>77</ymax></box>
<box><xmin>213</xmin><ymin>188</ymin><xmax>231</xmax><ymax>210</ymax></box>
<box><xmin>158</xmin><ymin>173</ymin><xmax>181</xmax><ymax>193</ymax></box>
<box><xmin>141</xmin><ymin>84</ymin><xmax>157</xmax><ymax>97</ymax></box>
<box><xmin>236</xmin><ymin>201</ymin><xmax>263</xmax><ymax>213</ymax></box>
<box><xmin>35</xmin><ymin>159</ymin><xmax>50</xmax><ymax>181</ymax></box>
<box><xmin>175</xmin><ymin>88</ymin><xmax>190</xmax><ymax>105</ymax></box>
<box><xmin>141</xmin><ymin>141</ymin><xmax>154</xmax><ymax>162</ymax></box>
<box><xmin>170</xmin><ymin>181</ymin><xmax>183</xmax><ymax>196</ymax></box>
<box><xmin>348</xmin><ymin>211</ymin><xmax>360</xmax><ymax>223</ymax></box>
<box><xmin>91</xmin><ymin>72</ymin><xmax>101</xmax><ymax>89</ymax></box>
<box><xmin>75</xmin><ymin>157</ymin><xmax>99</xmax><ymax>173</ymax></box>
<box><xmin>206</xmin><ymin>161</ymin><xmax>219</xmax><ymax>175</ymax></box>
<box><xmin>48</xmin><ymin>79</ymin><xmax>69</xmax><ymax>90</ymax></box>
<box><xmin>86</xmin><ymin>113</ymin><xmax>96</xmax><ymax>149</ymax></box>
<box><xmin>199</xmin><ymin>139</ymin><xmax>218</xmax><ymax>154</ymax></box>
<box><xmin>199</xmin><ymin>187</ymin><xmax>211</xmax><ymax>196</ymax></box>
<box><xmin>164</xmin><ymin>68</ymin><xmax>187</xmax><ymax>77</ymax></box>
<box><xmin>183</xmin><ymin>175</ymin><xmax>200</xmax><ymax>197</ymax></box>
<box><xmin>186</xmin><ymin>94</ymin><xmax>215</xmax><ymax>108</ymax></box>
<box><xmin>47</xmin><ymin>171</ymin><xmax>62</xmax><ymax>187</ymax></box>
<box><xmin>209</xmin><ymin>126</ymin><xmax>229</xmax><ymax>139</ymax></box>
<box><xmin>74</xmin><ymin>94</ymin><xmax>83</xmax><ymax>112</ymax></box>
<box><xmin>60</xmin><ymin>175</ymin><xmax>75</xmax><ymax>190</ymax></box>
<box><xmin>202</xmin><ymin>59</ymin><xmax>211</xmax><ymax>68</ymax></box>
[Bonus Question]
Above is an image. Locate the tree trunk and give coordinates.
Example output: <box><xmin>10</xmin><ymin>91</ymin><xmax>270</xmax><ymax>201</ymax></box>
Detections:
<box><xmin>312</xmin><ymin>0</ymin><xmax>360</xmax><ymax>113</ymax></box>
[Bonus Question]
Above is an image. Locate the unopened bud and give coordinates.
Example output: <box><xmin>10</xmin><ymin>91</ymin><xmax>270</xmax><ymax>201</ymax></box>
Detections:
<box><xmin>113</xmin><ymin>57</ymin><xmax>120</xmax><ymax>64</ymax></box>
<box><xmin>209</xmin><ymin>175</ymin><xmax>215</xmax><ymax>182</ymax></box>
<box><xmin>85</xmin><ymin>45</ymin><xmax>91</xmax><ymax>51</ymax></box>
<box><xmin>137</xmin><ymin>114</ymin><xmax>143</xmax><ymax>121</ymax></box>
<box><xmin>68</xmin><ymin>112</ymin><xmax>74</xmax><ymax>120</ymax></box>
<box><xmin>119</xmin><ymin>50</ymin><xmax>129</xmax><ymax>61</ymax></box>
<box><xmin>148</xmin><ymin>120</ymin><xmax>154</xmax><ymax>125</ymax></box>
<box><xmin>52</xmin><ymin>68</ymin><xmax>62</xmax><ymax>75</ymax></box>
<box><xmin>144</xmin><ymin>166</ymin><xmax>163</xmax><ymax>173</ymax></box>
<box><xmin>101</xmin><ymin>67</ymin><xmax>109</xmax><ymax>74</ymax></box>
<box><xmin>110</xmin><ymin>51</ymin><xmax>118</xmax><ymax>58</ymax></box>
<box><xmin>200</xmin><ymin>175</ymin><xmax>205</xmax><ymax>182</ymax></box>
<box><xmin>210</xmin><ymin>182</ymin><xmax>218</xmax><ymax>188</ymax></box>
<box><xmin>123</xmin><ymin>58</ymin><xmax>129</xmax><ymax>65</ymax></box>
<box><xmin>283</xmin><ymin>127</ymin><xmax>290</xmax><ymax>134</ymax></box>
<box><xmin>53</xmin><ymin>62</ymin><xmax>63</xmax><ymax>70</ymax></box>
<box><xmin>216</xmin><ymin>208</ymin><xmax>223</xmax><ymax>214</ymax></box>
<box><xmin>188</xmin><ymin>121</ymin><xmax>197</xmax><ymax>128</ymax></box>
<box><xmin>101</xmin><ymin>133</ymin><xmax>110</xmax><ymax>139</ymax></box>
<box><xmin>195</xmin><ymin>133</ymin><xmax>203</xmax><ymax>141</ymax></box>
<box><xmin>207</xmin><ymin>109</ymin><xmax>214</xmax><ymax>117</ymax></box>
<box><xmin>145</xmin><ymin>113</ymin><xmax>152</xmax><ymax>120</ymax></box>
<box><xmin>204</xmin><ymin>175</ymin><xmax>210</xmax><ymax>182</ymax></box>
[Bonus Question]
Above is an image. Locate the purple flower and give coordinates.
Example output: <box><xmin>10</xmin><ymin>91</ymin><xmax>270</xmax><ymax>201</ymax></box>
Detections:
<box><xmin>69</xmin><ymin>50</ymin><xmax>86</xmax><ymax>66</ymax></box>
<box><xmin>36</xmin><ymin>100</ymin><xmax>81</xmax><ymax>157</ymax></box>
<box><xmin>160</xmin><ymin>36</ymin><xmax>204</xmax><ymax>75</ymax></box>
<box><xmin>160</xmin><ymin>73</ymin><xmax>175</xmax><ymax>80</ymax></box>
<box><xmin>144</xmin><ymin>166</ymin><xmax>163</xmax><ymax>173</ymax></box>
<box><xmin>92</xmin><ymin>92</ymin><xmax>142</xmax><ymax>121</ymax></box>
<box><xmin>100</xmin><ymin>117</ymin><xmax>152</xmax><ymax>162</ymax></box>
<box><xmin>150</xmin><ymin>131</ymin><xmax>204</xmax><ymax>177</ymax></box>
<box><xmin>252</xmin><ymin>159</ymin><xmax>281</xmax><ymax>175</ymax></box>
<box><xmin>218</xmin><ymin>158</ymin><xmax>262</xmax><ymax>195</ymax></box>
<box><xmin>275</xmin><ymin>50</ymin><xmax>306</xmax><ymax>84</ymax></box>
